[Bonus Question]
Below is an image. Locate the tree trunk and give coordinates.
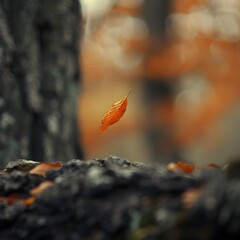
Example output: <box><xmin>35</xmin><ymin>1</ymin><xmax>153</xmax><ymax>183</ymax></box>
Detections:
<box><xmin>0</xmin><ymin>0</ymin><xmax>83</xmax><ymax>167</ymax></box>
<box><xmin>142</xmin><ymin>0</ymin><xmax>178</xmax><ymax>163</ymax></box>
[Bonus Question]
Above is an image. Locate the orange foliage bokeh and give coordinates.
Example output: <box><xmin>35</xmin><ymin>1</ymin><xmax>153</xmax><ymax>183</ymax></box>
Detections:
<box><xmin>79</xmin><ymin>0</ymin><xmax>240</xmax><ymax>162</ymax></box>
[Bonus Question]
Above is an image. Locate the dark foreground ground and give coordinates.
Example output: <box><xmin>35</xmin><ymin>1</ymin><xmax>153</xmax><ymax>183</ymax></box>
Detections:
<box><xmin>0</xmin><ymin>156</ymin><xmax>240</xmax><ymax>240</ymax></box>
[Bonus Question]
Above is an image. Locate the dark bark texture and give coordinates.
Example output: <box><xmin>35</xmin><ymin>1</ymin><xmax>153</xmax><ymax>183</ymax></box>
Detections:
<box><xmin>0</xmin><ymin>0</ymin><xmax>83</xmax><ymax>167</ymax></box>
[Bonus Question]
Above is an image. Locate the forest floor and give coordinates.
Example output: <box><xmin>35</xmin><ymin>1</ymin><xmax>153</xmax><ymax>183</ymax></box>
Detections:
<box><xmin>0</xmin><ymin>156</ymin><xmax>240</xmax><ymax>240</ymax></box>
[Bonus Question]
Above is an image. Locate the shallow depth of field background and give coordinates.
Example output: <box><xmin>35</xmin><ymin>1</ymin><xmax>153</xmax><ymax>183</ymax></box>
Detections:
<box><xmin>78</xmin><ymin>0</ymin><xmax>240</xmax><ymax>165</ymax></box>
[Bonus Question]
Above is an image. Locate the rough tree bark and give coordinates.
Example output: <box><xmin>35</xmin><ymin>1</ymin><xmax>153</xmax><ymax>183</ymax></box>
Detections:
<box><xmin>0</xmin><ymin>0</ymin><xmax>83</xmax><ymax>167</ymax></box>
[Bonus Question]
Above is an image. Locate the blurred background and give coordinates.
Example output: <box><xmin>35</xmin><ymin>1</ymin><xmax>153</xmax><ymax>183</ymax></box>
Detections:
<box><xmin>78</xmin><ymin>0</ymin><xmax>240</xmax><ymax>165</ymax></box>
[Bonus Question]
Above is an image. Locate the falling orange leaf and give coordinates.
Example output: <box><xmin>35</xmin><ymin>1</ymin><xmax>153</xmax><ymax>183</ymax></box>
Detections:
<box><xmin>29</xmin><ymin>162</ymin><xmax>62</xmax><ymax>176</ymax></box>
<box><xmin>100</xmin><ymin>90</ymin><xmax>131</xmax><ymax>132</ymax></box>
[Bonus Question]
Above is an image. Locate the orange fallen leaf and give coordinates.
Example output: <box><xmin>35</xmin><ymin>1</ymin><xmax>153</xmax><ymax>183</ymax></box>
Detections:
<box><xmin>167</xmin><ymin>161</ymin><xmax>195</xmax><ymax>173</ymax></box>
<box><xmin>6</xmin><ymin>194</ymin><xmax>18</xmax><ymax>204</ymax></box>
<box><xmin>0</xmin><ymin>195</ymin><xmax>35</xmax><ymax>207</ymax></box>
<box><xmin>23</xmin><ymin>197</ymin><xmax>36</xmax><ymax>207</ymax></box>
<box><xmin>29</xmin><ymin>162</ymin><xmax>62</xmax><ymax>176</ymax></box>
<box><xmin>203</xmin><ymin>163</ymin><xmax>220</xmax><ymax>169</ymax></box>
<box><xmin>100</xmin><ymin>90</ymin><xmax>131</xmax><ymax>132</ymax></box>
<box><xmin>182</xmin><ymin>187</ymin><xmax>204</xmax><ymax>209</ymax></box>
<box><xmin>0</xmin><ymin>196</ymin><xmax>12</xmax><ymax>204</ymax></box>
<box><xmin>30</xmin><ymin>181</ymin><xmax>54</xmax><ymax>196</ymax></box>
<box><xmin>176</xmin><ymin>161</ymin><xmax>195</xmax><ymax>173</ymax></box>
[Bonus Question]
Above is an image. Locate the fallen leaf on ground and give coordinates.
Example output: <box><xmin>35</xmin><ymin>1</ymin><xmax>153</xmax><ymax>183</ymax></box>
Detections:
<box><xmin>29</xmin><ymin>162</ymin><xmax>62</xmax><ymax>176</ymax></box>
<box><xmin>6</xmin><ymin>194</ymin><xmax>18</xmax><ymax>204</ymax></box>
<box><xmin>23</xmin><ymin>197</ymin><xmax>36</xmax><ymax>207</ymax></box>
<box><xmin>203</xmin><ymin>163</ymin><xmax>220</xmax><ymax>169</ymax></box>
<box><xmin>176</xmin><ymin>161</ymin><xmax>195</xmax><ymax>173</ymax></box>
<box><xmin>30</xmin><ymin>181</ymin><xmax>54</xmax><ymax>196</ymax></box>
<box><xmin>0</xmin><ymin>195</ymin><xmax>35</xmax><ymax>207</ymax></box>
<box><xmin>167</xmin><ymin>161</ymin><xmax>195</xmax><ymax>173</ymax></box>
<box><xmin>182</xmin><ymin>187</ymin><xmax>204</xmax><ymax>209</ymax></box>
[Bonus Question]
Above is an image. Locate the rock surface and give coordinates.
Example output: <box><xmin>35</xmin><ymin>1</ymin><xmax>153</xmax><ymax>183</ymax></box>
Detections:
<box><xmin>0</xmin><ymin>156</ymin><xmax>240</xmax><ymax>240</ymax></box>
